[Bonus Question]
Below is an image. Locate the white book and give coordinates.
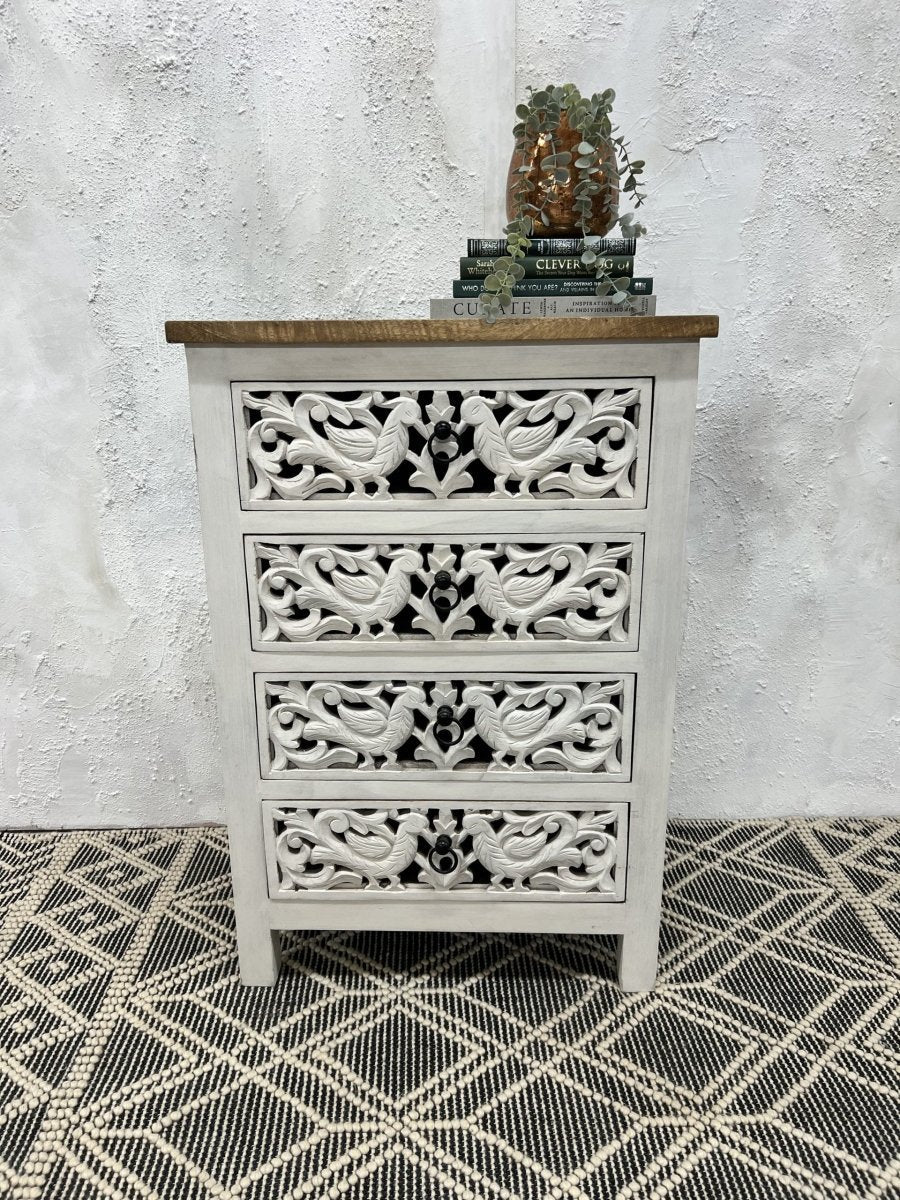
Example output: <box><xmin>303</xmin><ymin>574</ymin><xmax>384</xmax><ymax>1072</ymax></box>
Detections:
<box><xmin>429</xmin><ymin>295</ymin><xmax>657</xmax><ymax>319</ymax></box>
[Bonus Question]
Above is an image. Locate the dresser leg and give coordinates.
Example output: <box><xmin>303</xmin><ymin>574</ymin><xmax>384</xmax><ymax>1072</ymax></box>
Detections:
<box><xmin>238</xmin><ymin>926</ymin><xmax>282</xmax><ymax>986</ymax></box>
<box><xmin>616</xmin><ymin>928</ymin><xmax>659</xmax><ymax>992</ymax></box>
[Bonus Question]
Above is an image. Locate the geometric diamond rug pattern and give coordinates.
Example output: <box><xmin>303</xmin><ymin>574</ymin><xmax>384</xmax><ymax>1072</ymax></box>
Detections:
<box><xmin>0</xmin><ymin>819</ymin><xmax>898</xmax><ymax>1200</ymax></box>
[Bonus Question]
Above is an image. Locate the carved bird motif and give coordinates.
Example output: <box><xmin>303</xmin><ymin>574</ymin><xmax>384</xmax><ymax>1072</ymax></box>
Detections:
<box><xmin>459</xmin><ymin>390</ymin><xmax>598</xmax><ymax>495</ymax></box>
<box><xmin>277</xmin><ymin>809</ymin><xmax>428</xmax><ymax>889</ymax></box>
<box><xmin>260</xmin><ymin>545</ymin><xmax>423</xmax><ymax>640</ymax></box>
<box><xmin>462</xmin><ymin>683</ymin><xmax>589</xmax><ymax>768</ymax></box>
<box><xmin>463</xmin><ymin>544</ymin><xmax>615</xmax><ymax>638</ymax></box>
<box><xmin>312</xmin><ymin>810</ymin><xmax>428</xmax><ymax>887</ymax></box>
<box><xmin>296</xmin><ymin>682</ymin><xmax>425</xmax><ymax>768</ymax></box>
<box><xmin>461</xmin><ymin>811</ymin><xmax>584</xmax><ymax>888</ymax></box>
<box><xmin>249</xmin><ymin>391</ymin><xmax>419</xmax><ymax>498</ymax></box>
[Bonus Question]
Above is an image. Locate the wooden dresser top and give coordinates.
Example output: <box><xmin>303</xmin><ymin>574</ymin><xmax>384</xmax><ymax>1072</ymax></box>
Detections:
<box><xmin>165</xmin><ymin>316</ymin><xmax>718</xmax><ymax>346</ymax></box>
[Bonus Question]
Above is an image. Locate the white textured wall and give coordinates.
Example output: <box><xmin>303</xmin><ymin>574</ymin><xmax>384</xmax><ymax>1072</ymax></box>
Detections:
<box><xmin>1</xmin><ymin>0</ymin><xmax>897</xmax><ymax>828</ymax></box>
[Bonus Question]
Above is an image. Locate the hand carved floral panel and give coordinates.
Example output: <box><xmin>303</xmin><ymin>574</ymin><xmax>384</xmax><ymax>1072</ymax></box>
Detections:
<box><xmin>250</xmin><ymin>539</ymin><xmax>639</xmax><ymax>645</ymax></box>
<box><xmin>265</xmin><ymin>805</ymin><xmax>626</xmax><ymax>897</ymax></box>
<box><xmin>238</xmin><ymin>384</ymin><xmax>648</xmax><ymax>505</ymax></box>
<box><xmin>261</xmin><ymin>677</ymin><xmax>632</xmax><ymax>777</ymax></box>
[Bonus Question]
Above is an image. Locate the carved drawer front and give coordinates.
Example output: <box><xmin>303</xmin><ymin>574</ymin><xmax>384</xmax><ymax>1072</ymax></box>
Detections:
<box><xmin>263</xmin><ymin>802</ymin><xmax>628</xmax><ymax>901</ymax></box>
<box><xmin>246</xmin><ymin>536</ymin><xmax>643</xmax><ymax>650</ymax></box>
<box><xmin>235</xmin><ymin>379</ymin><xmax>651</xmax><ymax>508</ymax></box>
<box><xmin>257</xmin><ymin>674</ymin><xmax>634</xmax><ymax>781</ymax></box>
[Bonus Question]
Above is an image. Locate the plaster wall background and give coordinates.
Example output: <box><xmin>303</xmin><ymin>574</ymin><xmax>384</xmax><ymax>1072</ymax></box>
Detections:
<box><xmin>0</xmin><ymin>0</ymin><xmax>897</xmax><ymax>828</ymax></box>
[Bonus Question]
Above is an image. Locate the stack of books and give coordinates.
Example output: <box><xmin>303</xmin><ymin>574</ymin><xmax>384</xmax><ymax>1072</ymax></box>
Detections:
<box><xmin>429</xmin><ymin>236</ymin><xmax>656</xmax><ymax>319</ymax></box>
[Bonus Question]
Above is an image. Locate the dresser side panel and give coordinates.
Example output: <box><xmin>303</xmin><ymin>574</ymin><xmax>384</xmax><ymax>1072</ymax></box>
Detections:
<box><xmin>619</xmin><ymin>341</ymin><xmax>701</xmax><ymax>975</ymax></box>
<box><xmin>184</xmin><ymin>347</ymin><xmax>277</xmax><ymax>979</ymax></box>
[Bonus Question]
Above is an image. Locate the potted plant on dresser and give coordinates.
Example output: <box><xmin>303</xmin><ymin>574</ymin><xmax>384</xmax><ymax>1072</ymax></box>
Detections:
<box><xmin>480</xmin><ymin>83</ymin><xmax>648</xmax><ymax>320</ymax></box>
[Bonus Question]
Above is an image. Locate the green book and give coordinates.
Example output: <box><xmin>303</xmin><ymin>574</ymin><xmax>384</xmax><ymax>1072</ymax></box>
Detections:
<box><xmin>452</xmin><ymin>277</ymin><xmax>652</xmax><ymax>298</ymax></box>
<box><xmin>459</xmin><ymin>254</ymin><xmax>634</xmax><ymax>279</ymax></box>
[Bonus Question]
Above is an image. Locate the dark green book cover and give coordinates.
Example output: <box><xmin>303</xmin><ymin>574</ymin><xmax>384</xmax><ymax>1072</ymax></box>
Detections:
<box><xmin>452</xmin><ymin>277</ymin><xmax>653</xmax><ymax>298</ymax></box>
<box><xmin>459</xmin><ymin>255</ymin><xmax>634</xmax><ymax>279</ymax></box>
<box><xmin>467</xmin><ymin>236</ymin><xmax>637</xmax><ymax>257</ymax></box>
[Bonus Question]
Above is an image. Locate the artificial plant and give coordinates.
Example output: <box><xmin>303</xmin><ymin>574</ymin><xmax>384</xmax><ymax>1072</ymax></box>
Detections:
<box><xmin>481</xmin><ymin>83</ymin><xmax>647</xmax><ymax>322</ymax></box>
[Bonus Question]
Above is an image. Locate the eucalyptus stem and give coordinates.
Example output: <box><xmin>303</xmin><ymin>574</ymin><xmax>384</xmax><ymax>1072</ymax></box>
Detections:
<box><xmin>479</xmin><ymin>83</ymin><xmax>648</xmax><ymax>323</ymax></box>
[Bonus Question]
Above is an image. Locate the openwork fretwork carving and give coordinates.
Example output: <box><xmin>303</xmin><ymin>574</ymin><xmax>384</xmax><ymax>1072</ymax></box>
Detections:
<box><xmin>262</xmin><ymin>677</ymin><xmax>631</xmax><ymax>776</ymax></box>
<box><xmin>251</xmin><ymin>539</ymin><xmax>637</xmax><ymax>644</ymax></box>
<box><xmin>267</xmin><ymin>805</ymin><xmax>625</xmax><ymax>896</ymax></box>
<box><xmin>239</xmin><ymin>385</ymin><xmax>647</xmax><ymax>504</ymax></box>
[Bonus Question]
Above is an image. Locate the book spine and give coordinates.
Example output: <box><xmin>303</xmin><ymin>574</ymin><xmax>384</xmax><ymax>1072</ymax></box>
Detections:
<box><xmin>459</xmin><ymin>255</ymin><xmax>634</xmax><ymax>279</ymax></box>
<box><xmin>430</xmin><ymin>295</ymin><xmax>658</xmax><ymax>319</ymax></box>
<box><xmin>452</xmin><ymin>277</ymin><xmax>652</xmax><ymax>298</ymax></box>
<box><xmin>467</xmin><ymin>236</ymin><xmax>637</xmax><ymax>257</ymax></box>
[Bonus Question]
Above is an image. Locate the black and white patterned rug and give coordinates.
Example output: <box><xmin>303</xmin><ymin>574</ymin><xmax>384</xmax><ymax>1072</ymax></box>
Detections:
<box><xmin>0</xmin><ymin>819</ymin><xmax>898</xmax><ymax>1199</ymax></box>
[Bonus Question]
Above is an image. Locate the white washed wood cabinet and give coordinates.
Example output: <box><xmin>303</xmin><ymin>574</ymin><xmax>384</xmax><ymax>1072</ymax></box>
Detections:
<box><xmin>166</xmin><ymin>317</ymin><xmax>718</xmax><ymax>990</ymax></box>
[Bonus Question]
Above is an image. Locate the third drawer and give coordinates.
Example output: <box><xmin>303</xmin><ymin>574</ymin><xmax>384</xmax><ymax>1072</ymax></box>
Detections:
<box><xmin>256</xmin><ymin>672</ymin><xmax>635</xmax><ymax>782</ymax></box>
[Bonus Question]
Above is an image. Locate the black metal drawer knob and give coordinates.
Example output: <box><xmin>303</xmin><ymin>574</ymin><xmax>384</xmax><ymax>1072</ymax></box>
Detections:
<box><xmin>429</xmin><ymin>570</ymin><xmax>461</xmax><ymax>612</ymax></box>
<box><xmin>428</xmin><ymin>834</ymin><xmax>458</xmax><ymax>875</ymax></box>
<box><xmin>433</xmin><ymin>703</ymin><xmax>462</xmax><ymax>747</ymax></box>
<box><xmin>427</xmin><ymin>420</ymin><xmax>462</xmax><ymax>465</ymax></box>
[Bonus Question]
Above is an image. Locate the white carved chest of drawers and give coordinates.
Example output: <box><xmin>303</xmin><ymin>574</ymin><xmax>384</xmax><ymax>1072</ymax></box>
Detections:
<box><xmin>167</xmin><ymin>316</ymin><xmax>718</xmax><ymax>991</ymax></box>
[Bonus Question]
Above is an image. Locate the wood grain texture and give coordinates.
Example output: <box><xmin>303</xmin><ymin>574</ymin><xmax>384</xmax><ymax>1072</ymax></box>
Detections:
<box><xmin>165</xmin><ymin>316</ymin><xmax>718</xmax><ymax>346</ymax></box>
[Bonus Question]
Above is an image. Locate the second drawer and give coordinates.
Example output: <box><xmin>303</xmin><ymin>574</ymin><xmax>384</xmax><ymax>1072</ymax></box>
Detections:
<box><xmin>245</xmin><ymin>535</ymin><xmax>643</xmax><ymax>651</ymax></box>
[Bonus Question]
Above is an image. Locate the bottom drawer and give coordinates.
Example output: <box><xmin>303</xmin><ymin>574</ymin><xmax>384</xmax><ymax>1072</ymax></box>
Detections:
<box><xmin>263</xmin><ymin>801</ymin><xmax>628</xmax><ymax>901</ymax></box>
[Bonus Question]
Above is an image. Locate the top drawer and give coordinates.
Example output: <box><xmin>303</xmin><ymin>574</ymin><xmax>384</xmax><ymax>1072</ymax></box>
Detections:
<box><xmin>233</xmin><ymin>378</ymin><xmax>652</xmax><ymax>509</ymax></box>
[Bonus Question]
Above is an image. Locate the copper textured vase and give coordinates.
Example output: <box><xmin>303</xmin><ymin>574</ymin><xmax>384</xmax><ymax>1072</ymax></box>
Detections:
<box><xmin>506</xmin><ymin>110</ymin><xmax>619</xmax><ymax>237</ymax></box>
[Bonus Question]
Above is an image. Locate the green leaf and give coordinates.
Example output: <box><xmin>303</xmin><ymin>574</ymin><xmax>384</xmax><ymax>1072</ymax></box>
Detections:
<box><xmin>553</xmin><ymin>168</ymin><xmax>569</xmax><ymax>182</ymax></box>
<box><xmin>581</xmin><ymin>250</ymin><xmax>597</xmax><ymax>265</ymax></box>
<box><xmin>595</xmin><ymin>280</ymin><xmax>613</xmax><ymax>295</ymax></box>
<box><xmin>484</xmin><ymin>274</ymin><xmax>500</xmax><ymax>289</ymax></box>
<box><xmin>532</xmin><ymin>90</ymin><xmax>549</xmax><ymax>107</ymax></box>
<box><xmin>577</xmin><ymin>141</ymin><xmax>594</xmax><ymax>155</ymax></box>
<box><xmin>510</xmin><ymin>263</ymin><xmax>525</xmax><ymax>280</ymax></box>
<box><xmin>612</xmin><ymin>276</ymin><xmax>630</xmax><ymax>288</ymax></box>
<box><xmin>612</xmin><ymin>290</ymin><xmax>628</xmax><ymax>303</ymax></box>
<box><xmin>630</xmin><ymin>160</ymin><xmax>645</xmax><ymax>170</ymax></box>
<box><xmin>515</xmin><ymin>103</ymin><xmax>530</xmax><ymax>119</ymax></box>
